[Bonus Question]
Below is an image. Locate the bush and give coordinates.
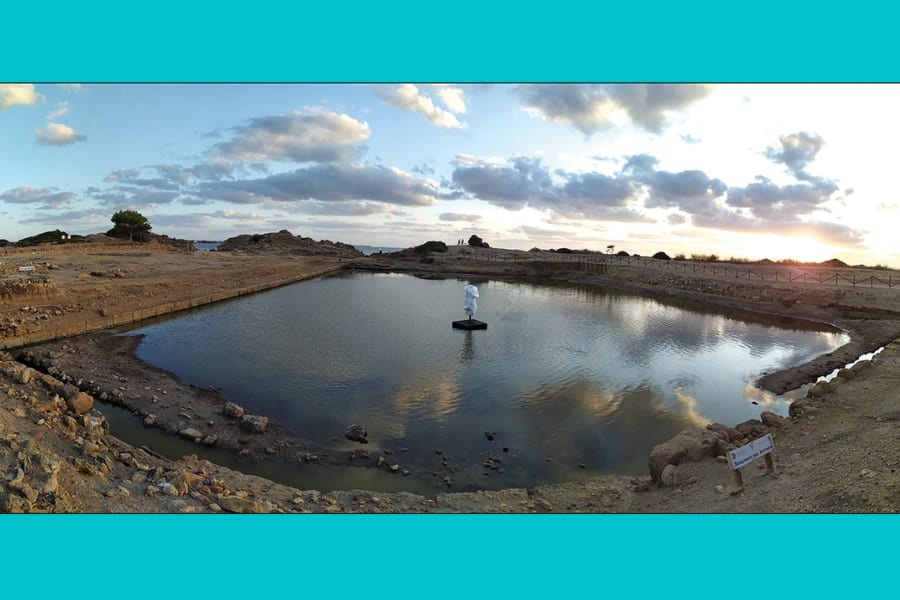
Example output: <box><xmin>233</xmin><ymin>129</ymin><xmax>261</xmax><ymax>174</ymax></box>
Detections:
<box><xmin>616</xmin><ymin>250</ymin><xmax>630</xmax><ymax>257</ymax></box>
<box><xmin>412</xmin><ymin>240</ymin><xmax>448</xmax><ymax>254</ymax></box>
<box><xmin>652</xmin><ymin>251</ymin><xmax>671</xmax><ymax>260</ymax></box>
<box><xmin>468</xmin><ymin>235</ymin><xmax>489</xmax><ymax>248</ymax></box>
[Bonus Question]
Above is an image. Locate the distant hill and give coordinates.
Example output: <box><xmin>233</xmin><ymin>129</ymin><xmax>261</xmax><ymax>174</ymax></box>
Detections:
<box><xmin>819</xmin><ymin>258</ymin><xmax>849</xmax><ymax>268</ymax></box>
<box><xmin>218</xmin><ymin>230</ymin><xmax>363</xmax><ymax>258</ymax></box>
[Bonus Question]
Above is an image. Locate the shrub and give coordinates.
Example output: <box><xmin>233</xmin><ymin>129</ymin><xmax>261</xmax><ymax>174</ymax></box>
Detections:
<box><xmin>652</xmin><ymin>251</ymin><xmax>671</xmax><ymax>260</ymax></box>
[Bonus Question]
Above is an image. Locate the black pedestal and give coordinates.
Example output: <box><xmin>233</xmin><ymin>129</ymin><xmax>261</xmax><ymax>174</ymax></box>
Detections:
<box><xmin>452</xmin><ymin>319</ymin><xmax>487</xmax><ymax>330</ymax></box>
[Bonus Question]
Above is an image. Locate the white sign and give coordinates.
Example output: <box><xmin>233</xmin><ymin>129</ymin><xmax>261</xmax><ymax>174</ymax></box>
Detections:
<box><xmin>727</xmin><ymin>433</ymin><xmax>774</xmax><ymax>470</ymax></box>
<box><xmin>18</xmin><ymin>265</ymin><xmax>36</xmax><ymax>272</ymax></box>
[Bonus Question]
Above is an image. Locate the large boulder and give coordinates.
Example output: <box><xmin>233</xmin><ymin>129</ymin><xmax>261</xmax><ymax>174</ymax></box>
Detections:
<box><xmin>223</xmin><ymin>402</ymin><xmax>245</xmax><ymax>419</ymax></box>
<box><xmin>648</xmin><ymin>427</ymin><xmax>719</xmax><ymax>482</ymax></box>
<box><xmin>345</xmin><ymin>424</ymin><xmax>368</xmax><ymax>444</ymax></box>
<box><xmin>66</xmin><ymin>392</ymin><xmax>94</xmax><ymax>415</ymax></box>
<box><xmin>240</xmin><ymin>415</ymin><xmax>269</xmax><ymax>434</ymax></box>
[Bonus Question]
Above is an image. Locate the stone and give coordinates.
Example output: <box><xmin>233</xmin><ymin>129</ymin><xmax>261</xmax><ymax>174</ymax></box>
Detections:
<box><xmin>223</xmin><ymin>402</ymin><xmax>245</xmax><ymax>418</ymax></box>
<box><xmin>13</xmin><ymin>407</ymin><xmax>27</xmax><ymax>418</ymax></box>
<box><xmin>202</xmin><ymin>435</ymin><xmax>218</xmax><ymax>446</ymax></box>
<box><xmin>219</xmin><ymin>496</ymin><xmax>264</xmax><ymax>514</ymax></box>
<box><xmin>240</xmin><ymin>415</ymin><xmax>269</xmax><ymax>434</ymax></box>
<box><xmin>484</xmin><ymin>431</ymin><xmax>496</xmax><ymax>441</ymax></box>
<box><xmin>706</xmin><ymin>422</ymin><xmax>742</xmax><ymax>442</ymax></box>
<box><xmin>66</xmin><ymin>392</ymin><xmax>94</xmax><ymax>415</ymax></box>
<box><xmin>734</xmin><ymin>419</ymin><xmax>766</xmax><ymax>438</ymax></box>
<box><xmin>760</xmin><ymin>411</ymin><xmax>789</xmax><ymax>428</ymax></box>
<box><xmin>389</xmin><ymin>464</ymin><xmax>400</xmax><ymax>472</ymax></box>
<box><xmin>807</xmin><ymin>381</ymin><xmax>831</xmax><ymax>399</ymax></box>
<box><xmin>345</xmin><ymin>424</ymin><xmax>368</xmax><ymax>444</ymax></box>
<box><xmin>789</xmin><ymin>398</ymin><xmax>817</xmax><ymax>418</ymax></box>
<box><xmin>660</xmin><ymin>464</ymin><xmax>678</xmax><ymax>487</ymax></box>
<box><xmin>837</xmin><ymin>368</ymin><xmax>855</xmax><ymax>381</ymax></box>
<box><xmin>143</xmin><ymin>415</ymin><xmax>156</xmax><ymax>427</ymax></box>
<box><xmin>648</xmin><ymin>427</ymin><xmax>719</xmax><ymax>482</ymax></box>
<box><xmin>179</xmin><ymin>427</ymin><xmax>203</xmax><ymax>440</ymax></box>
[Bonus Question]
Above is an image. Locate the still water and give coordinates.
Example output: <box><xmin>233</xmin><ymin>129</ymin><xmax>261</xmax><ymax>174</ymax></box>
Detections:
<box><xmin>124</xmin><ymin>272</ymin><xmax>847</xmax><ymax>493</ymax></box>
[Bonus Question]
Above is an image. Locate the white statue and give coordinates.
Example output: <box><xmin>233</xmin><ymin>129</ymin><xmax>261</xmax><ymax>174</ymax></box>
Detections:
<box><xmin>463</xmin><ymin>283</ymin><xmax>479</xmax><ymax>320</ymax></box>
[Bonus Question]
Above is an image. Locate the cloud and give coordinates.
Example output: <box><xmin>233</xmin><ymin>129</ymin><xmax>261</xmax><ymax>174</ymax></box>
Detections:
<box><xmin>622</xmin><ymin>154</ymin><xmax>727</xmax><ymax>210</ymax></box>
<box><xmin>194</xmin><ymin>163</ymin><xmax>437</xmax><ymax>208</ymax></box>
<box><xmin>764</xmin><ymin>132</ymin><xmax>824</xmax><ymax>175</ymax></box>
<box><xmin>448</xmin><ymin>155</ymin><xmax>646</xmax><ymax>221</ymax></box>
<box><xmin>377</xmin><ymin>84</ymin><xmax>465</xmax><ymax>128</ymax></box>
<box><xmin>439</xmin><ymin>212</ymin><xmax>482</xmax><ymax>222</ymax></box>
<box><xmin>515</xmin><ymin>83</ymin><xmax>713</xmax><ymax>134</ymax></box>
<box><xmin>46</xmin><ymin>101</ymin><xmax>70</xmax><ymax>120</ymax></box>
<box><xmin>35</xmin><ymin>122</ymin><xmax>87</xmax><ymax>145</ymax></box>
<box><xmin>0</xmin><ymin>84</ymin><xmax>41</xmax><ymax>110</ymax></box>
<box><xmin>87</xmin><ymin>186</ymin><xmax>180</xmax><ymax>210</ymax></box>
<box><xmin>57</xmin><ymin>84</ymin><xmax>83</xmax><ymax>93</ymax></box>
<box><xmin>432</xmin><ymin>84</ymin><xmax>467</xmax><ymax>113</ymax></box>
<box><xmin>0</xmin><ymin>186</ymin><xmax>76</xmax><ymax>209</ymax></box>
<box><xmin>18</xmin><ymin>208</ymin><xmax>107</xmax><ymax>226</ymax></box>
<box><xmin>210</xmin><ymin>112</ymin><xmax>370</xmax><ymax>163</ymax></box>
<box><xmin>211</xmin><ymin>209</ymin><xmax>266</xmax><ymax>220</ymax></box>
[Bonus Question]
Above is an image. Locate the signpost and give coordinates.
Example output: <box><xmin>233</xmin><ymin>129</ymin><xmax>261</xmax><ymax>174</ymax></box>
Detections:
<box><xmin>727</xmin><ymin>433</ymin><xmax>776</xmax><ymax>490</ymax></box>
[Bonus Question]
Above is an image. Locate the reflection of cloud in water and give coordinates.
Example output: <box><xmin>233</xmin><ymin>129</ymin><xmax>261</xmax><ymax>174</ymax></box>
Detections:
<box><xmin>672</xmin><ymin>387</ymin><xmax>710</xmax><ymax>427</ymax></box>
<box><xmin>512</xmin><ymin>379</ymin><xmax>699</xmax><ymax>469</ymax></box>
<box><xmin>742</xmin><ymin>383</ymin><xmax>798</xmax><ymax>416</ymax></box>
<box><xmin>390</xmin><ymin>373</ymin><xmax>461</xmax><ymax>423</ymax></box>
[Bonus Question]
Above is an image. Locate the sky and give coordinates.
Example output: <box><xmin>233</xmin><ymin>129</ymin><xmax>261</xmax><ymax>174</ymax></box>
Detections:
<box><xmin>1</xmin><ymin>83</ymin><xmax>899</xmax><ymax>266</ymax></box>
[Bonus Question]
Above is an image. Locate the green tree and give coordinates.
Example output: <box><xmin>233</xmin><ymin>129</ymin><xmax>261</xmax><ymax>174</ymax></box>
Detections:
<box><xmin>109</xmin><ymin>210</ymin><xmax>152</xmax><ymax>242</ymax></box>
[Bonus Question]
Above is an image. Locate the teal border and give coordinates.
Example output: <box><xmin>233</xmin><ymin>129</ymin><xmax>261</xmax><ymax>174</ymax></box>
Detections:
<box><xmin>4</xmin><ymin>2</ymin><xmax>899</xmax><ymax>598</ymax></box>
<box><xmin>6</xmin><ymin>1</ymin><xmax>900</xmax><ymax>82</ymax></box>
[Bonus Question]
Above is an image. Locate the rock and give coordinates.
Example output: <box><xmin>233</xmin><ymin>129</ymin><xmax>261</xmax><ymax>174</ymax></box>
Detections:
<box><xmin>390</xmin><ymin>464</ymin><xmax>400</xmax><ymax>472</ymax></box>
<box><xmin>807</xmin><ymin>381</ymin><xmax>831</xmax><ymax>398</ymax></box>
<box><xmin>706</xmin><ymin>422</ymin><xmax>742</xmax><ymax>442</ymax></box>
<box><xmin>17</xmin><ymin>369</ymin><xmax>33</xmax><ymax>385</ymax></box>
<box><xmin>715</xmin><ymin>485</ymin><xmax>726</xmax><ymax>494</ymax></box>
<box><xmin>760</xmin><ymin>411</ymin><xmax>789</xmax><ymax>428</ymax></box>
<box><xmin>345</xmin><ymin>424</ymin><xmax>368</xmax><ymax>444</ymax></box>
<box><xmin>734</xmin><ymin>419</ymin><xmax>766</xmax><ymax>438</ymax></box>
<box><xmin>240</xmin><ymin>415</ymin><xmax>269</xmax><ymax>434</ymax></box>
<box><xmin>789</xmin><ymin>398</ymin><xmax>817</xmax><ymax>418</ymax></box>
<box><xmin>377</xmin><ymin>456</ymin><xmax>385</xmax><ymax>467</ymax></box>
<box><xmin>223</xmin><ymin>402</ymin><xmax>245</xmax><ymax>418</ymax></box>
<box><xmin>66</xmin><ymin>392</ymin><xmax>94</xmax><ymax>415</ymax></box>
<box><xmin>179</xmin><ymin>427</ymin><xmax>203</xmax><ymax>440</ymax></box>
<box><xmin>143</xmin><ymin>415</ymin><xmax>156</xmax><ymax>427</ymax></box>
<box><xmin>837</xmin><ymin>368</ymin><xmax>855</xmax><ymax>380</ymax></box>
<box><xmin>660</xmin><ymin>464</ymin><xmax>678</xmax><ymax>487</ymax></box>
<box><xmin>484</xmin><ymin>431</ymin><xmax>496</xmax><ymax>441</ymax></box>
<box><xmin>219</xmin><ymin>496</ymin><xmax>264</xmax><ymax>514</ymax></box>
<box><xmin>648</xmin><ymin>427</ymin><xmax>719</xmax><ymax>482</ymax></box>
<box><xmin>13</xmin><ymin>407</ymin><xmax>27</xmax><ymax>418</ymax></box>
<box><xmin>202</xmin><ymin>435</ymin><xmax>219</xmax><ymax>446</ymax></box>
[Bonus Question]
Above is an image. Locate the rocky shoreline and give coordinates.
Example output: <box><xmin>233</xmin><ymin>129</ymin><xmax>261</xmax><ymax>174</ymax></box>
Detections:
<box><xmin>3</xmin><ymin>244</ymin><xmax>900</xmax><ymax>512</ymax></box>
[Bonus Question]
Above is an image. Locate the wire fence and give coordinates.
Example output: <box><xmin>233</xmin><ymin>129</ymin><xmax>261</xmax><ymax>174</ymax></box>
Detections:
<box><xmin>455</xmin><ymin>249</ymin><xmax>899</xmax><ymax>289</ymax></box>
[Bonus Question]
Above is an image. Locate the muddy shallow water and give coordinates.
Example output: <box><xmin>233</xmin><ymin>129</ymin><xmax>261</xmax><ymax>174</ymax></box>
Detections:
<box><xmin>109</xmin><ymin>272</ymin><xmax>848</xmax><ymax>493</ymax></box>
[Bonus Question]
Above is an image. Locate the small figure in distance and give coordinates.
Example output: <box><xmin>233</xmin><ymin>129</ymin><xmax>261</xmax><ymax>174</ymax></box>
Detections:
<box><xmin>463</xmin><ymin>282</ymin><xmax>479</xmax><ymax>321</ymax></box>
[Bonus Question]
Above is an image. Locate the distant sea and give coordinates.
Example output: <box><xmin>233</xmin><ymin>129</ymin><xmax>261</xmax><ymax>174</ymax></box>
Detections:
<box><xmin>353</xmin><ymin>245</ymin><xmax>404</xmax><ymax>255</ymax></box>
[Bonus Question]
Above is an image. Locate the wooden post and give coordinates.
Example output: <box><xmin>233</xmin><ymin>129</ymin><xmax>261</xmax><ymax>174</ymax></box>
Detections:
<box><xmin>764</xmin><ymin>453</ymin><xmax>776</xmax><ymax>475</ymax></box>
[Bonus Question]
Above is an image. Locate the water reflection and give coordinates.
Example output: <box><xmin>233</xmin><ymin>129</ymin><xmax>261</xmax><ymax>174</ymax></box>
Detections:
<box><xmin>125</xmin><ymin>272</ymin><xmax>848</xmax><ymax>491</ymax></box>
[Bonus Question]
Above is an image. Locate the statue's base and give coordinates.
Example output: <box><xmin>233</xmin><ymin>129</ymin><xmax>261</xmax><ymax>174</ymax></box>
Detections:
<box><xmin>452</xmin><ymin>319</ymin><xmax>487</xmax><ymax>330</ymax></box>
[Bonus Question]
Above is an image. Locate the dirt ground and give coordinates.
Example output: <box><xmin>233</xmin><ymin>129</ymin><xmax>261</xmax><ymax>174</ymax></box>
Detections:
<box><xmin>2</xmin><ymin>242</ymin><xmax>900</xmax><ymax>512</ymax></box>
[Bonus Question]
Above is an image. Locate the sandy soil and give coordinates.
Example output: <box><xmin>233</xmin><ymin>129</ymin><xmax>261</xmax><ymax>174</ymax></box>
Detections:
<box><xmin>2</xmin><ymin>243</ymin><xmax>900</xmax><ymax>512</ymax></box>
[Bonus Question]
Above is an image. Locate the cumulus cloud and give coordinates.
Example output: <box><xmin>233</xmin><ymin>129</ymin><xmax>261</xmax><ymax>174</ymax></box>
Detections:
<box><xmin>0</xmin><ymin>186</ymin><xmax>76</xmax><ymax>209</ymax></box>
<box><xmin>448</xmin><ymin>156</ymin><xmax>645</xmax><ymax>221</ymax></box>
<box><xmin>194</xmin><ymin>163</ymin><xmax>437</xmax><ymax>207</ymax></box>
<box><xmin>439</xmin><ymin>212</ymin><xmax>482</xmax><ymax>222</ymax></box>
<box><xmin>764</xmin><ymin>132</ymin><xmax>824</xmax><ymax>174</ymax></box>
<box><xmin>377</xmin><ymin>84</ymin><xmax>465</xmax><ymax>128</ymax></box>
<box><xmin>210</xmin><ymin>112</ymin><xmax>370</xmax><ymax>163</ymax></box>
<box><xmin>0</xmin><ymin>84</ymin><xmax>41</xmax><ymax>110</ymax></box>
<box><xmin>35</xmin><ymin>122</ymin><xmax>87</xmax><ymax>145</ymax></box>
<box><xmin>432</xmin><ymin>84</ymin><xmax>467</xmax><ymax>113</ymax></box>
<box><xmin>516</xmin><ymin>83</ymin><xmax>714</xmax><ymax>134</ymax></box>
<box><xmin>622</xmin><ymin>154</ymin><xmax>727</xmax><ymax>210</ymax></box>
